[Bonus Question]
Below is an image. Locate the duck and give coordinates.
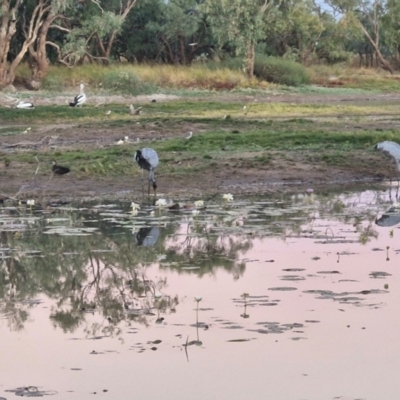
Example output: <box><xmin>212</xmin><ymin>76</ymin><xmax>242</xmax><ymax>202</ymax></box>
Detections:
<box><xmin>52</xmin><ymin>161</ymin><xmax>70</xmax><ymax>175</ymax></box>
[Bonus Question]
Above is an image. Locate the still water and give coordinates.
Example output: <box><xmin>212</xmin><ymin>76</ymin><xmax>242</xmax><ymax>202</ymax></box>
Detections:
<box><xmin>1</xmin><ymin>188</ymin><xmax>400</xmax><ymax>400</ymax></box>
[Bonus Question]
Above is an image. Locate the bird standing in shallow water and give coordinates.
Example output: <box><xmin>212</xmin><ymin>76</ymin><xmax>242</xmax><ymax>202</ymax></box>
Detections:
<box><xmin>52</xmin><ymin>161</ymin><xmax>70</xmax><ymax>175</ymax></box>
<box><xmin>375</xmin><ymin>141</ymin><xmax>400</xmax><ymax>185</ymax></box>
<box><xmin>69</xmin><ymin>83</ymin><xmax>86</xmax><ymax>107</ymax></box>
<box><xmin>134</xmin><ymin>148</ymin><xmax>159</xmax><ymax>196</ymax></box>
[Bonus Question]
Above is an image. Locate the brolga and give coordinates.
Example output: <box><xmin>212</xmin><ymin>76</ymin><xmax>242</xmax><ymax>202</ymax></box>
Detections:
<box><xmin>52</xmin><ymin>161</ymin><xmax>70</xmax><ymax>175</ymax></box>
<box><xmin>375</xmin><ymin>141</ymin><xmax>400</xmax><ymax>186</ymax></box>
<box><xmin>134</xmin><ymin>148</ymin><xmax>159</xmax><ymax>196</ymax></box>
<box><xmin>69</xmin><ymin>83</ymin><xmax>86</xmax><ymax>107</ymax></box>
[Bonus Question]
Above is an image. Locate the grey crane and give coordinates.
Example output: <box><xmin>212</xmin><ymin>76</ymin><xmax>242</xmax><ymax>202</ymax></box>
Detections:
<box><xmin>134</xmin><ymin>148</ymin><xmax>159</xmax><ymax>196</ymax></box>
<box><xmin>375</xmin><ymin>141</ymin><xmax>400</xmax><ymax>185</ymax></box>
<box><xmin>376</xmin><ymin>212</ymin><xmax>400</xmax><ymax>227</ymax></box>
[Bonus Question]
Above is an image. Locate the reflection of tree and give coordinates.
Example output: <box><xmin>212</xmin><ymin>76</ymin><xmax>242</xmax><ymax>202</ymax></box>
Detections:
<box><xmin>161</xmin><ymin>215</ymin><xmax>250</xmax><ymax>280</ymax></box>
<box><xmin>0</xmin><ymin>191</ymin><xmax>392</xmax><ymax>332</ymax></box>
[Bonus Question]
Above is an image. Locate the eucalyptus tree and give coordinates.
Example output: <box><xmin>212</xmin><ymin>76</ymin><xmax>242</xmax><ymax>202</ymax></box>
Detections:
<box><xmin>133</xmin><ymin>0</ymin><xmax>206</xmax><ymax>65</ymax></box>
<box><xmin>117</xmin><ymin>0</ymin><xmax>166</xmax><ymax>62</ymax></box>
<box><xmin>0</xmin><ymin>0</ymin><xmax>72</xmax><ymax>88</ymax></box>
<box><xmin>61</xmin><ymin>0</ymin><xmax>138</xmax><ymax>65</ymax></box>
<box><xmin>324</xmin><ymin>0</ymin><xmax>394</xmax><ymax>73</ymax></box>
<box><xmin>201</xmin><ymin>0</ymin><xmax>274</xmax><ymax>78</ymax></box>
<box><xmin>381</xmin><ymin>0</ymin><xmax>400</xmax><ymax>67</ymax></box>
<box><xmin>263</xmin><ymin>0</ymin><xmax>325</xmax><ymax>63</ymax></box>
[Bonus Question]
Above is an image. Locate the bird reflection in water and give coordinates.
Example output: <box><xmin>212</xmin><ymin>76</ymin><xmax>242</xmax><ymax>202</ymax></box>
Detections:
<box><xmin>135</xmin><ymin>226</ymin><xmax>160</xmax><ymax>247</ymax></box>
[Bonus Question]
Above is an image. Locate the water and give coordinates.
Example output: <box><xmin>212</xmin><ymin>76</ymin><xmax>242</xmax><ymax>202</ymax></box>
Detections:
<box><xmin>0</xmin><ymin>188</ymin><xmax>399</xmax><ymax>400</ymax></box>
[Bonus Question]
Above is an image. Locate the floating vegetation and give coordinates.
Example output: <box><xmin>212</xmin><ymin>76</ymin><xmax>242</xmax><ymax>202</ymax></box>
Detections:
<box><xmin>6</xmin><ymin>387</ymin><xmax>57</xmax><ymax>397</ymax></box>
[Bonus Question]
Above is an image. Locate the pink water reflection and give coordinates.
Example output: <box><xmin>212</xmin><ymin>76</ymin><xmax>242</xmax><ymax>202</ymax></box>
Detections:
<box><xmin>1</xmin><ymin>192</ymin><xmax>400</xmax><ymax>400</ymax></box>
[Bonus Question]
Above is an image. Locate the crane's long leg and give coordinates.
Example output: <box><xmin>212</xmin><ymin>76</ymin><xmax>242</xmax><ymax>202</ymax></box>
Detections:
<box><xmin>139</xmin><ymin>169</ymin><xmax>145</xmax><ymax>199</ymax></box>
<box><xmin>148</xmin><ymin>170</ymin><xmax>152</xmax><ymax>197</ymax></box>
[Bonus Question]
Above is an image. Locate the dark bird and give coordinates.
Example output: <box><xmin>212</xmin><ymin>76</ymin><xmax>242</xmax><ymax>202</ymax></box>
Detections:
<box><xmin>69</xmin><ymin>83</ymin><xmax>86</xmax><ymax>107</ymax></box>
<box><xmin>134</xmin><ymin>148</ymin><xmax>159</xmax><ymax>196</ymax></box>
<box><xmin>52</xmin><ymin>161</ymin><xmax>70</xmax><ymax>175</ymax></box>
<box><xmin>375</xmin><ymin>141</ymin><xmax>400</xmax><ymax>185</ymax></box>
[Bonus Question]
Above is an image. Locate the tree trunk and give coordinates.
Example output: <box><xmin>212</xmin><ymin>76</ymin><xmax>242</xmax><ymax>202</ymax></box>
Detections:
<box><xmin>178</xmin><ymin>35</ymin><xmax>186</xmax><ymax>65</ymax></box>
<box><xmin>245</xmin><ymin>40</ymin><xmax>255</xmax><ymax>79</ymax></box>
<box><xmin>359</xmin><ymin>23</ymin><xmax>394</xmax><ymax>74</ymax></box>
<box><xmin>160</xmin><ymin>35</ymin><xmax>175</xmax><ymax>64</ymax></box>
<box><xmin>28</xmin><ymin>14</ymin><xmax>54</xmax><ymax>82</ymax></box>
<box><xmin>0</xmin><ymin>1</ymin><xmax>22</xmax><ymax>88</ymax></box>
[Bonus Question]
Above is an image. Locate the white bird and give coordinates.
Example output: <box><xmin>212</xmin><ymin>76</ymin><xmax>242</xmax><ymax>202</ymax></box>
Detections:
<box><xmin>375</xmin><ymin>141</ymin><xmax>400</xmax><ymax>184</ymax></box>
<box><xmin>134</xmin><ymin>148</ymin><xmax>159</xmax><ymax>196</ymax></box>
<box><xmin>16</xmin><ymin>101</ymin><xmax>34</xmax><ymax>109</ymax></box>
<box><xmin>130</xmin><ymin>104</ymin><xmax>142</xmax><ymax>115</ymax></box>
<box><xmin>69</xmin><ymin>83</ymin><xmax>86</xmax><ymax>107</ymax></box>
<box><xmin>22</xmin><ymin>127</ymin><xmax>31</xmax><ymax>134</ymax></box>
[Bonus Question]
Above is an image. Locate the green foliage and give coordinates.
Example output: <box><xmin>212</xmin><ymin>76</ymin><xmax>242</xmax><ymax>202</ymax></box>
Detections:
<box><xmin>102</xmin><ymin>70</ymin><xmax>155</xmax><ymax>94</ymax></box>
<box><xmin>118</xmin><ymin>0</ymin><xmax>165</xmax><ymax>62</ymax></box>
<box><xmin>263</xmin><ymin>0</ymin><xmax>325</xmax><ymax>63</ymax></box>
<box><xmin>200</xmin><ymin>57</ymin><xmax>244</xmax><ymax>73</ymax></box>
<box><xmin>254</xmin><ymin>56</ymin><xmax>310</xmax><ymax>86</ymax></box>
<box><xmin>42</xmin><ymin>75</ymin><xmax>68</xmax><ymax>91</ymax></box>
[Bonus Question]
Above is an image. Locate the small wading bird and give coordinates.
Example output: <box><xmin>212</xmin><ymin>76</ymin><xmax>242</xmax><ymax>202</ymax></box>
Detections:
<box><xmin>52</xmin><ymin>161</ymin><xmax>70</xmax><ymax>175</ymax></box>
<box><xmin>69</xmin><ymin>83</ymin><xmax>86</xmax><ymax>107</ymax></box>
<box><xmin>375</xmin><ymin>141</ymin><xmax>400</xmax><ymax>185</ymax></box>
<box><xmin>130</xmin><ymin>104</ymin><xmax>142</xmax><ymax>115</ymax></box>
<box><xmin>16</xmin><ymin>101</ymin><xmax>35</xmax><ymax>109</ymax></box>
<box><xmin>134</xmin><ymin>148</ymin><xmax>159</xmax><ymax>196</ymax></box>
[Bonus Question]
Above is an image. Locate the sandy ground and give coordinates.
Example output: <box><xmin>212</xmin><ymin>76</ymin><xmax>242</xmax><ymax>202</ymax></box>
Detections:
<box><xmin>0</xmin><ymin>92</ymin><xmax>396</xmax><ymax>203</ymax></box>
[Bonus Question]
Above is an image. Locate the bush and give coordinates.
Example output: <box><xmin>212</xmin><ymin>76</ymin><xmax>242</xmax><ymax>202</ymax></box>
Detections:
<box><xmin>42</xmin><ymin>74</ymin><xmax>68</xmax><ymax>91</ymax></box>
<box><xmin>102</xmin><ymin>70</ymin><xmax>155</xmax><ymax>94</ymax></box>
<box><xmin>254</xmin><ymin>55</ymin><xmax>310</xmax><ymax>86</ymax></box>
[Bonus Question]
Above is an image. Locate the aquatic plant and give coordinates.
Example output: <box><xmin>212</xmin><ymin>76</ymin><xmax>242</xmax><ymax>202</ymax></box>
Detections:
<box><xmin>155</xmin><ymin>199</ymin><xmax>167</xmax><ymax>207</ymax></box>
<box><xmin>131</xmin><ymin>202</ymin><xmax>140</xmax><ymax>216</ymax></box>
<box><xmin>223</xmin><ymin>194</ymin><xmax>234</xmax><ymax>203</ymax></box>
<box><xmin>194</xmin><ymin>200</ymin><xmax>204</xmax><ymax>208</ymax></box>
<box><xmin>195</xmin><ymin>296</ymin><xmax>202</xmax><ymax>327</ymax></box>
<box><xmin>27</xmin><ymin>199</ymin><xmax>35</xmax><ymax>211</ymax></box>
<box><xmin>240</xmin><ymin>293</ymin><xmax>249</xmax><ymax>319</ymax></box>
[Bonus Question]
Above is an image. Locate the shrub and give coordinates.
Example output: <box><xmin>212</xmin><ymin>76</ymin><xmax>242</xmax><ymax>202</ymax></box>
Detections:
<box><xmin>102</xmin><ymin>70</ymin><xmax>155</xmax><ymax>94</ymax></box>
<box><xmin>254</xmin><ymin>55</ymin><xmax>310</xmax><ymax>86</ymax></box>
<box><xmin>42</xmin><ymin>74</ymin><xmax>68</xmax><ymax>91</ymax></box>
<box><xmin>206</xmin><ymin>57</ymin><xmax>244</xmax><ymax>72</ymax></box>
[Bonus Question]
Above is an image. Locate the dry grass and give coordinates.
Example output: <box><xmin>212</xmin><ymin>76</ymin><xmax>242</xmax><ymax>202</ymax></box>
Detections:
<box><xmin>36</xmin><ymin>63</ymin><xmax>260</xmax><ymax>91</ymax></box>
<box><xmin>308</xmin><ymin>64</ymin><xmax>400</xmax><ymax>90</ymax></box>
<box><xmin>14</xmin><ymin>61</ymin><xmax>400</xmax><ymax>93</ymax></box>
